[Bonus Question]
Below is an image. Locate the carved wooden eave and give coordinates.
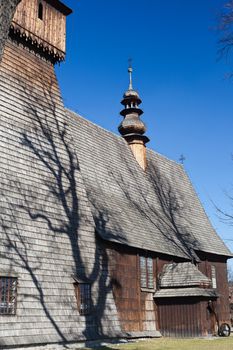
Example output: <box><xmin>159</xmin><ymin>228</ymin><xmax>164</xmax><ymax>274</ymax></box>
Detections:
<box><xmin>9</xmin><ymin>21</ymin><xmax>65</xmax><ymax>64</ymax></box>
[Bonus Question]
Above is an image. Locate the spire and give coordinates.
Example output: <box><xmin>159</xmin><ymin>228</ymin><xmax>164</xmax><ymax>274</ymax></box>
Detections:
<box><xmin>128</xmin><ymin>58</ymin><xmax>133</xmax><ymax>90</ymax></box>
<box><xmin>118</xmin><ymin>64</ymin><xmax>150</xmax><ymax>171</ymax></box>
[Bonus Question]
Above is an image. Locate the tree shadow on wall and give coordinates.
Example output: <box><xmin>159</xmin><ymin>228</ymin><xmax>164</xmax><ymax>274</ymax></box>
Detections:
<box><xmin>103</xmin><ymin>150</ymin><xmax>199</xmax><ymax>264</ymax></box>
<box><xmin>0</xmin><ymin>72</ymin><xmax>123</xmax><ymax>345</ymax></box>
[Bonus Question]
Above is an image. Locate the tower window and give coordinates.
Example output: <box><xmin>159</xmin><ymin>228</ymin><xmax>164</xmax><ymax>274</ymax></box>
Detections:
<box><xmin>0</xmin><ymin>277</ymin><xmax>17</xmax><ymax>315</ymax></box>
<box><xmin>38</xmin><ymin>2</ymin><xmax>43</xmax><ymax>20</ymax></box>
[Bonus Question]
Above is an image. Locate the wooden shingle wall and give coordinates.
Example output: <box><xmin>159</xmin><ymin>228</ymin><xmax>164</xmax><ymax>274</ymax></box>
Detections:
<box><xmin>0</xmin><ymin>40</ymin><xmax>121</xmax><ymax>347</ymax></box>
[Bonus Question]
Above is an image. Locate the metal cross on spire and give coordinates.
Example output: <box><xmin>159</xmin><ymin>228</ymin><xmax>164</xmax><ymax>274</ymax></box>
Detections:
<box><xmin>179</xmin><ymin>154</ymin><xmax>186</xmax><ymax>165</ymax></box>
<box><xmin>128</xmin><ymin>58</ymin><xmax>133</xmax><ymax>90</ymax></box>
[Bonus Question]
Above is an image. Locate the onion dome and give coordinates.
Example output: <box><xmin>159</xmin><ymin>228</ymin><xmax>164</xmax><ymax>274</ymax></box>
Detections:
<box><xmin>118</xmin><ymin>65</ymin><xmax>149</xmax><ymax>144</ymax></box>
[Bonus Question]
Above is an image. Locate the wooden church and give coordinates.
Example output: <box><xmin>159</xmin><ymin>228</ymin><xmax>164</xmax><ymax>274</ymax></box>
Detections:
<box><xmin>0</xmin><ymin>0</ymin><xmax>232</xmax><ymax>348</ymax></box>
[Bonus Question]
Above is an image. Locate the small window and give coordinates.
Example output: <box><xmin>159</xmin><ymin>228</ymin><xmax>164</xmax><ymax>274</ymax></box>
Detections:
<box><xmin>74</xmin><ymin>283</ymin><xmax>91</xmax><ymax>315</ymax></box>
<box><xmin>0</xmin><ymin>277</ymin><xmax>17</xmax><ymax>315</ymax></box>
<box><xmin>211</xmin><ymin>266</ymin><xmax>217</xmax><ymax>289</ymax></box>
<box><xmin>38</xmin><ymin>2</ymin><xmax>43</xmax><ymax>20</ymax></box>
<box><xmin>140</xmin><ymin>256</ymin><xmax>154</xmax><ymax>290</ymax></box>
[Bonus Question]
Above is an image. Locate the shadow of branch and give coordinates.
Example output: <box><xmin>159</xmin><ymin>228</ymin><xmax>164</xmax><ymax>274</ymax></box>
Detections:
<box><xmin>0</xmin><ymin>72</ymin><xmax>121</xmax><ymax>342</ymax></box>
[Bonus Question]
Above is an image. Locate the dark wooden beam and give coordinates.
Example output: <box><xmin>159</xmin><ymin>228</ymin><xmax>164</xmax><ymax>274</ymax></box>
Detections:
<box><xmin>45</xmin><ymin>0</ymin><xmax>72</xmax><ymax>16</ymax></box>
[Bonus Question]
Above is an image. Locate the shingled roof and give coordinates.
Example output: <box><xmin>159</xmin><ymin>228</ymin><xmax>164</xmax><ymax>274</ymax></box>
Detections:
<box><xmin>159</xmin><ymin>262</ymin><xmax>211</xmax><ymax>288</ymax></box>
<box><xmin>154</xmin><ymin>288</ymin><xmax>218</xmax><ymax>298</ymax></box>
<box><xmin>67</xmin><ymin>110</ymin><xmax>232</xmax><ymax>260</ymax></box>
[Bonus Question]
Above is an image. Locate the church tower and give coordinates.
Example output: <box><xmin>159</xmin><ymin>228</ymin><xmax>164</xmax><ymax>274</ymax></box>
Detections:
<box><xmin>9</xmin><ymin>0</ymin><xmax>72</xmax><ymax>63</ymax></box>
<box><xmin>119</xmin><ymin>65</ymin><xmax>149</xmax><ymax>171</ymax></box>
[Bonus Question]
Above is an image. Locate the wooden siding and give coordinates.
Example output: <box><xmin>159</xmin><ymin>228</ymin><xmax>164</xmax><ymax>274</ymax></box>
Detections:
<box><xmin>12</xmin><ymin>0</ymin><xmax>66</xmax><ymax>53</ymax></box>
<box><xmin>198</xmin><ymin>253</ymin><xmax>230</xmax><ymax>326</ymax></box>
<box><xmin>107</xmin><ymin>243</ymin><xmax>231</xmax><ymax>337</ymax></box>
<box><xmin>158</xmin><ymin>298</ymin><xmax>219</xmax><ymax>337</ymax></box>
<box><xmin>107</xmin><ymin>243</ymin><xmax>179</xmax><ymax>334</ymax></box>
<box><xmin>157</xmin><ymin>298</ymin><xmax>211</xmax><ymax>337</ymax></box>
<box><xmin>109</xmin><ymin>245</ymin><xmax>141</xmax><ymax>332</ymax></box>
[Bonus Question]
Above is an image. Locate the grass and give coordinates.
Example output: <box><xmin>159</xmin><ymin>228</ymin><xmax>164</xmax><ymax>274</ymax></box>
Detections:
<box><xmin>83</xmin><ymin>337</ymin><xmax>233</xmax><ymax>350</ymax></box>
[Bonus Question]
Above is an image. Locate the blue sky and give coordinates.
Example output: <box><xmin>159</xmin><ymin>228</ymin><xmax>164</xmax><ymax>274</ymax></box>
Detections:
<box><xmin>56</xmin><ymin>0</ymin><xmax>233</xmax><ymax>260</ymax></box>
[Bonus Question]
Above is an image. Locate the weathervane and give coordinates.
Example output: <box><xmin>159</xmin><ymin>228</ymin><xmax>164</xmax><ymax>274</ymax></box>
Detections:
<box><xmin>179</xmin><ymin>154</ymin><xmax>186</xmax><ymax>165</ymax></box>
<box><xmin>128</xmin><ymin>58</ymin><xmax>133</xmax><ymax>90</ymax></box>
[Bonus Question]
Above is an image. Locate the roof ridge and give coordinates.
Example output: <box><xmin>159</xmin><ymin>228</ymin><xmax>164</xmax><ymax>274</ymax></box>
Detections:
<box><xmin>179</xmin><ymin>163</ymin><xmax>232</xmax><ymax>256</ymax></box>
<box><xmin>66</xmin><ymin>108</ymin><xmax>122</xmax><ymax>139</ymax></box>
<box><xmin>66</xmin><ymin>108</ymin><xmax>181</xmax><ymax>166</ymax></box>
<box><xmin>147</xmin><ymin>148</ymin><xmax>183</xmax><ymax>167</ymax></box>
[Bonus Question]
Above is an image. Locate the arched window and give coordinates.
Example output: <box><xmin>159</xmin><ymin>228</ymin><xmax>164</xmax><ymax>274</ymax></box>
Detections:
<box><xmin>38</xmin><ymin>2</ymin><xmax>43</xmax><ymax>20</ymax></box>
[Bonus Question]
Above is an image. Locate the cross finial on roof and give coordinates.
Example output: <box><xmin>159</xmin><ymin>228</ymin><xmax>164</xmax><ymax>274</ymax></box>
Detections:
<box><xmin>179</xmin><ymin>154</ymin><xmax>186</xmax><ymax>165</ymax></box>
<box><xmin>128</xmin><ymin>58</ymin><xmax>133</xmax><ymax>90</ymax></box>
